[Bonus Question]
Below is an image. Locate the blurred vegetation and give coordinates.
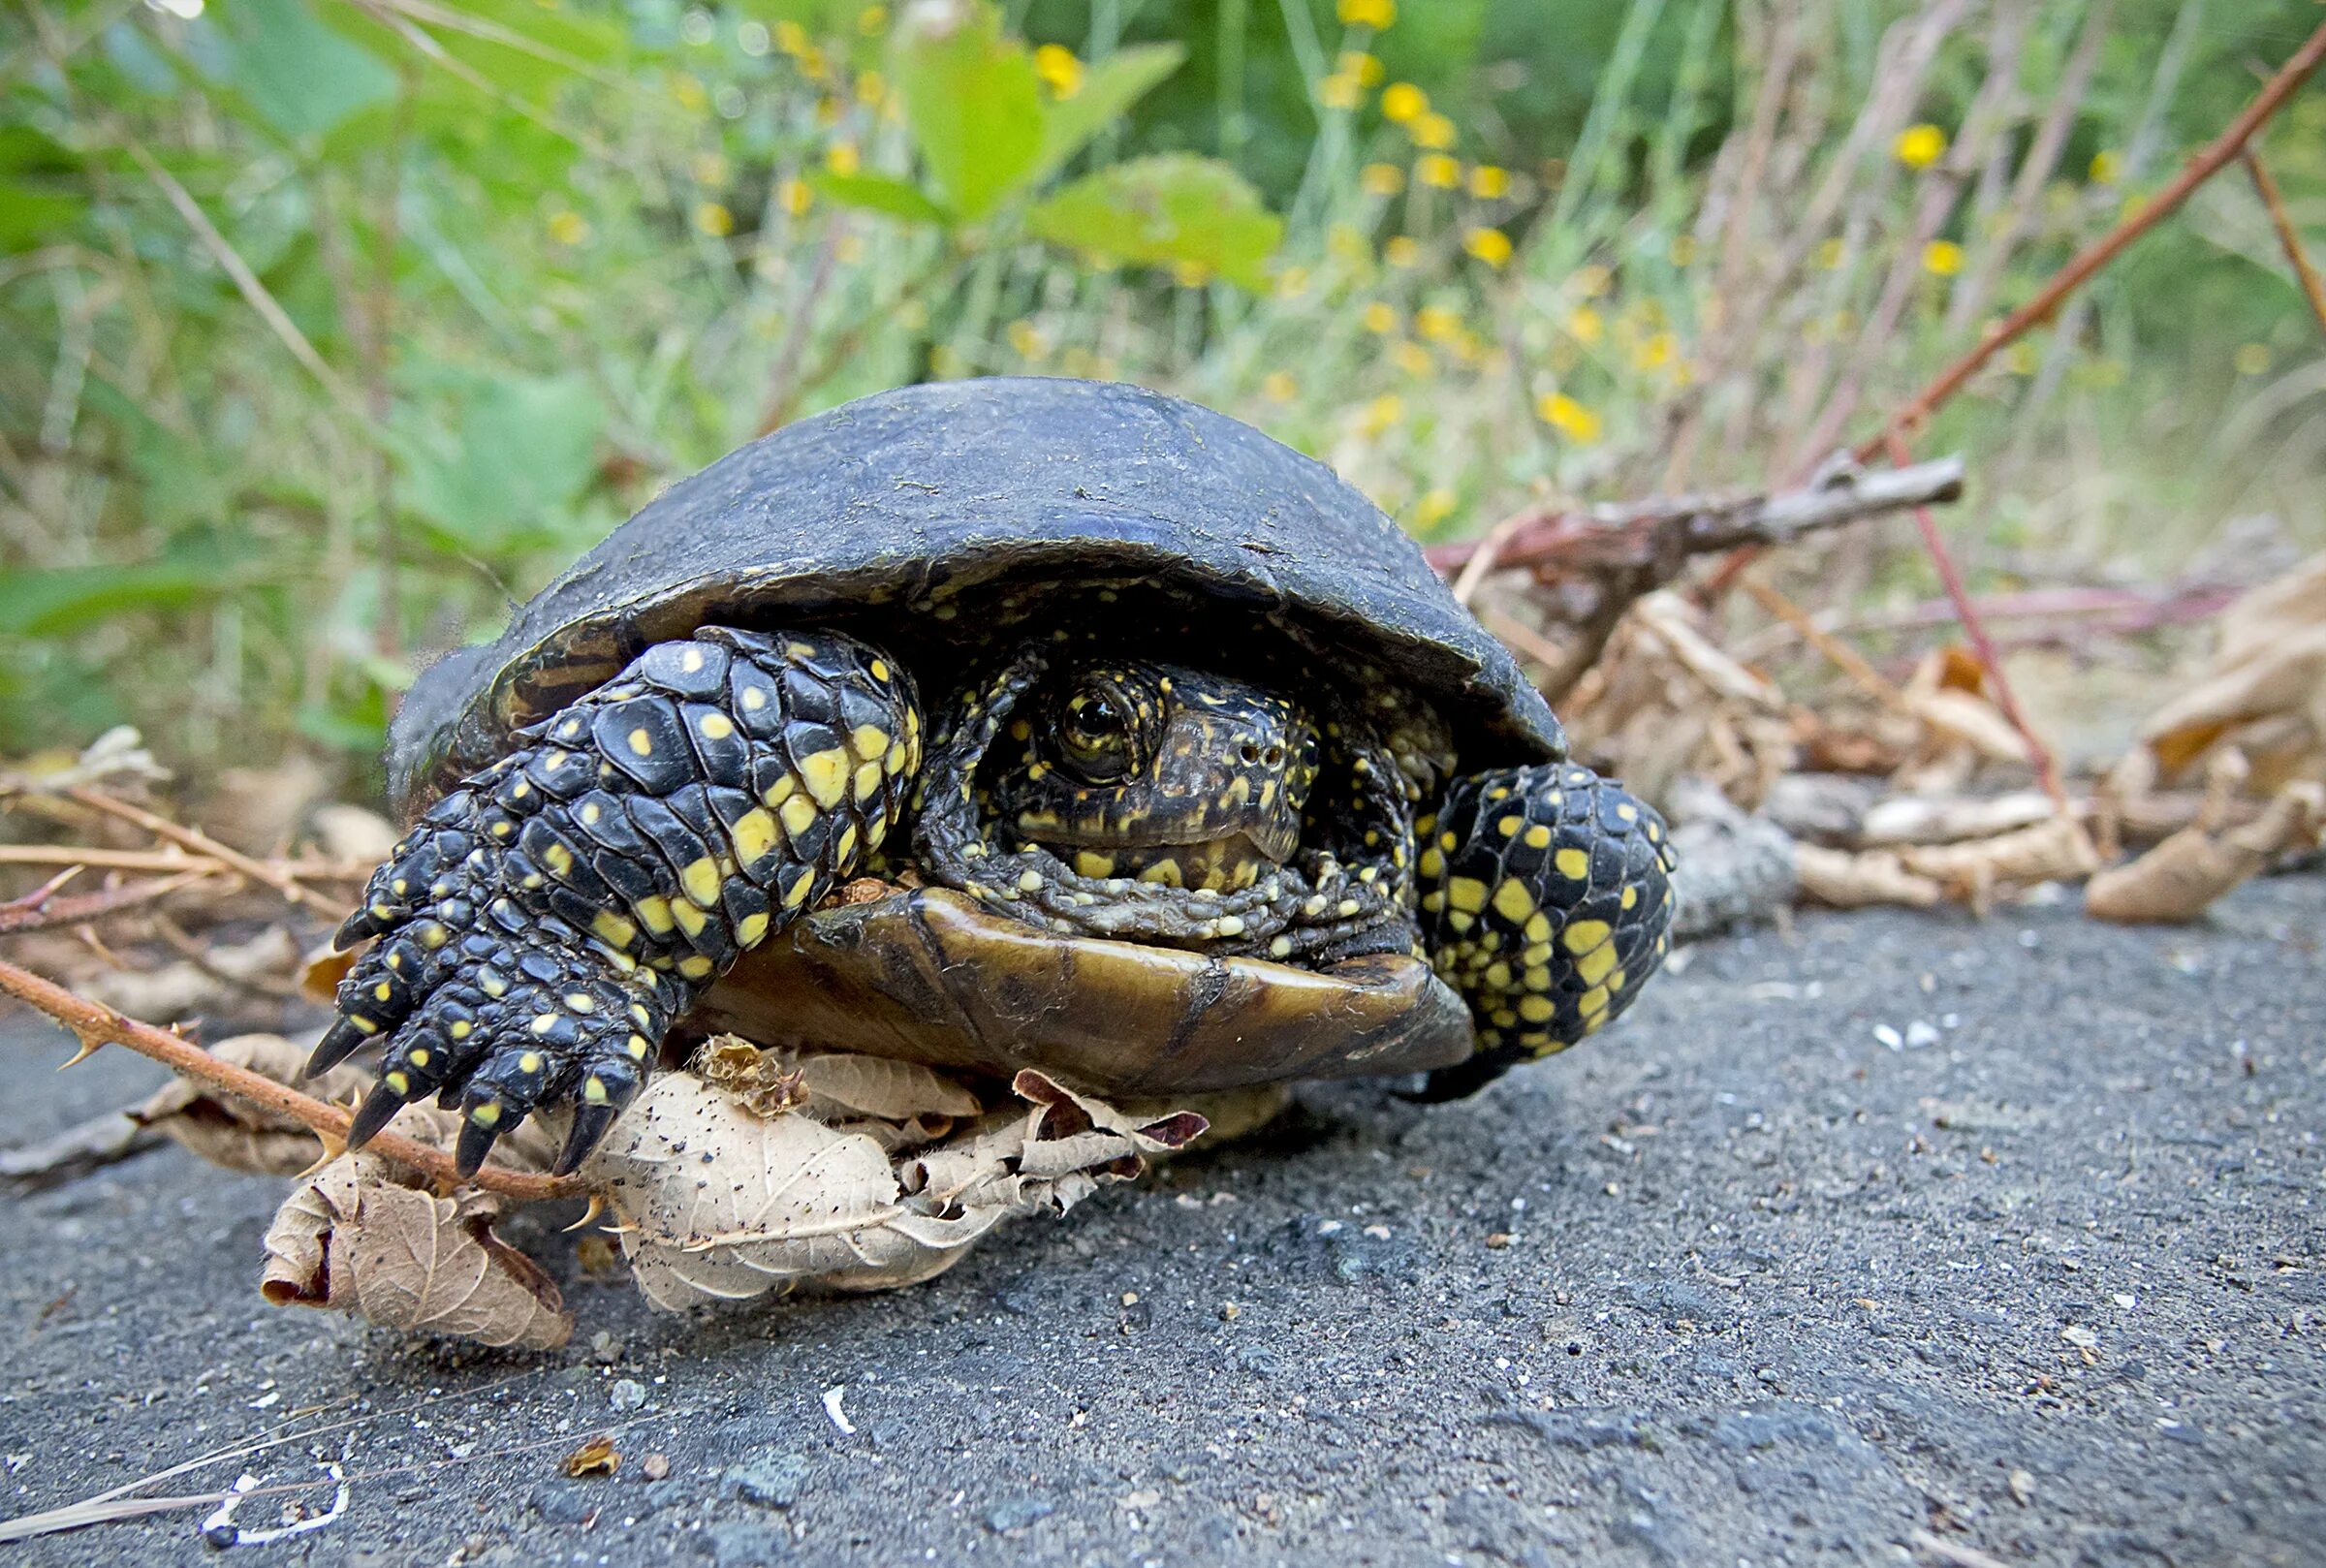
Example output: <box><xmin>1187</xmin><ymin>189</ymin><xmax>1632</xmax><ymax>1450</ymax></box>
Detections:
<box><xmin>1</xmin><ymin>0</ymin><xmax>2321</xmax><ymax>781</ymax></box>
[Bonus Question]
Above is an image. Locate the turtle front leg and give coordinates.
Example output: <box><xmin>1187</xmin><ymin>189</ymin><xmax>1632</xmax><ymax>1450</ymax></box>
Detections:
<box><xmin>1414</xmin><ymin>761</ymin><xmax>1677</xmax><ymax>1099</ymax></box>
<box><xmin>309</xmin><ymin>628</ymin><xmax>921</xmax><ymax>1176</ymax></box>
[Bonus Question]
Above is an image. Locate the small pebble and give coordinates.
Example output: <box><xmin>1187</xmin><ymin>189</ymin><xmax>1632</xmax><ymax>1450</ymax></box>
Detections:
<box><xmin>608</xmin><ymin>1378</ymin><xmax>646</xmax><ymax>1411</ymax></box>
<box><xmin>641</xmin><ymin>1453</ymin><xmax>671</xmax><ymax>1482</ymax></box>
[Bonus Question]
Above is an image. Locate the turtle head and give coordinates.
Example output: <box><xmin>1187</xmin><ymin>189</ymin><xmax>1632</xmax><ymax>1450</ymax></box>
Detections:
<box><xmin>990</xmin><ymin>660</ymin><xmax>1320</xmax><ymax>892</ymax></box>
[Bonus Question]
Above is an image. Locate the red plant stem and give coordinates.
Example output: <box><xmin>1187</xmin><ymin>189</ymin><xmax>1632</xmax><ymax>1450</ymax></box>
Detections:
<box><xmin>1884</xmin><ymin>430</ymin><xmax>2064</xmax><ymax>808</ymax></box>
<box><xmin>2242</xmin><ymin>148</ymin><xmax>2326</xmax><ymax>338</ymax></box>
<box><xmin>1851</xmin><ymin>14</ymin><xmax>2326</xmax><ymax>463</ymax></box>
<box><xmin>0</xmin><ymin>955</ymin><xmax>582</xmax><ymax>1204</ymax></box>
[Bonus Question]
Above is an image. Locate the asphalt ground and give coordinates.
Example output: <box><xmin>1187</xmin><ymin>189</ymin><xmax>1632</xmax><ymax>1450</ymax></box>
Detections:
<box><xmin>2</xmin><ymin>876</ymin><xmax>2320</xmax><ymax>1567</ymax></box>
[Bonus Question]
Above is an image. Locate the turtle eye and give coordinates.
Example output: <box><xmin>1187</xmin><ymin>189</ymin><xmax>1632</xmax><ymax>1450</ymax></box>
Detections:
<box><xmin>1056</xmin><ymin>682</ymin><xmax>1141</xmax><ymax>783</ymax></box>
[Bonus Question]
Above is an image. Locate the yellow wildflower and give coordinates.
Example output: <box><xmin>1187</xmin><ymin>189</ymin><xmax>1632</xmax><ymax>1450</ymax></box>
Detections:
<box><xmin>693</xmin><ymin>201</ymin><xmax>736</xmax><ymax>237</ymax></box>
<box><xmin>1338</xmin><ymin>50</ymin><xmax>1384</xmax><ymax>87</ymax></box>
<box><xmin>2006</xmin><ymin>340</ymin><xmax>2038</xmax><ymax>375</ymax></box>
<box><xmin>798</xmin><ymin>46</ymin><xmax>829</xmax><ymax>80</ymax></box>
<box><xmin>1007</xmin><ymin>320</ymin><xmax>1048</xmax><ymax>359</ymax></box>
<box><xmin>1414</xmin><ymin>487</ymin><xmax>1456</xmax><ymax>527</ymax></box>
<box><xmin>1385</xmin><ymin>235</ymin><xmax>1421</xmax><ymax>268</ymax></box>
<box><xmin>1362</xmin><ymin>300</ymin><xmax>1399</xmax><ymax>334</ymax></box>
<box><xmin>1361</xmin><ymin>162</ymin><xmax>1405</xmax><ymax>197</ymax></box>
<box><xmin>1360</xmin><ymin>392</ymin><xmax>1405</xmax><ymax>435</ymax></box>
<box><xmin>773</xmin><ymin>19</ymin><xmax>809</xmax><ymax>55</ymax></box>
<box><xmin>856</xmin><ymin>70</ymin><xmax>887</xmax><ymax>107</ymax></box>
<box><xmin>1634</xmin><ymin>331</ymin><xmax>1676</xmax><ymax>370</ymax></box>
<box><xmin>1318</xmin><ymin>73</ymin><xmax>1363</xmax><ymax>110</ymax></box>
<box><xmin>1337</xmin><ymin>0</ymin><xmax>1396</xmax><ymax>28</ymax></box>
<box><xmin>1262</xmin><ymin>370</ymin><xmax>1299</xmax><ymax>403</ymax></box>
<box><xmin>1813</xmin><ymin>236</ymin><xmax>1844</xmax><ymax>270</ymax></box>
<box><xmin>1894</xmin><ymin>123</ymin><xmax>1946</xmax><ymax>170</ymax></box>
<box><xmin>1327</xmin><ymin>222</ymin><xmax>1367</xmax><ymax>260</ymax></box>
<box><xmin>1380</xmin><ymin>82</ymin><xmax>1426</xmax><ymax>124</ymax></box>
<box><xmin>1534</xmin><ymin>392</ymin><xmax>1601</xmax><ymax>444</ymax></box>
<box><xmin>1393</xmin><ymin>340</ymin><xmax>1431</xmax><ymax>375</ymax></box>
<box><xmin>1417</xmin><ymin>154</ymin><xmax>1461</xmax><ymax>189</ymax></box>
<box><xmin>670</xmin><ymin>72</ymin><xmax>707</xmax><ymax>112</ymax></box>
<box><xmin>547</xmin><ymin>209</ymin><xmax>589</xmax><ymax>245</ymax></box>
<box><xmin>2234</xmin><ymin>342</ymin><xmax>2272</xmax><ymax>376</ymax></box>
<box><xmin>1668</xmin><ymin>234</ymin><xmax>1697</xmax><ymax>267</ymax></box>
<box><xmin>1467</xmin><ymin>164</ymin><xmax>1510</xmax><ymax>200</ymax></box>
<box><xmin>1565</xmin><ymin>305</ymin><xmax>1602</xmax><ymax>346</ymax></box>
<box><xmin>2089</xmin><ymin>148</ymin><xmax>2121</xmax><ymax>185</ymax></box>
<box><xmin>1172</xmin><ymin>260</ymin><xmax>1213</xmax><ymax>288</ymax></box>
<box><xmin>1409</xmin><ymin>111</ymin><xmax>1456</xmax><ymax>150</ymax></box>
<box><xmin>1035</xmin><ymin>44</ymin><xmax>1084</xmax><ymax>99</ymax></box>
<box><xmin>1415</xmin><ymin>305</ymin><xmax>1460</xmax><ymax>342</ymax></box>
<box><xmin>1276</xmin><ymin>266</ymin><xmax>1312</xmax><ymax>299</ymax></box>
<box><xmin>857</xmin><ymin>4</ymin><xmax>887</xmax><ymax>34</ymax></box>
<box><xmin>826</xmin><ymin>141</ymin><xmax>862</xmax><ymax>177</ymax></box>
<box><xmin>1921</xmin><ymin>239</ymin><xmax>1964</xmax><ymax>276</ymax></box>
<box><xmin>776</xmin><ymin>178</ymin><xmax>812</xmax><ymax>216</ymax></box>
<box><xmin>1463</xmin><ymin>227</ymin><xmax>1512</xmax><ymax>267</ymax></box>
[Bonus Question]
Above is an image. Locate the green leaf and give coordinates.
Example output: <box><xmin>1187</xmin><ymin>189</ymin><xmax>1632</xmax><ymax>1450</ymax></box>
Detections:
<box><xmin>0</xmin><ymin>180</ymin><xmax>85</xmax><ymax>252</ymax></box>
<box><xmin>1027</xmin><ymin>43</ymin><xmax>1186</xmax><ymax>188</ymax></box>
<box><xmin>395</xmin><ymin>368</ymin><xmax>604</xmax><ymax>551</ymax></box>
<box><xmin>890</xmin><ymin>0</ymin><xmax>1044</xmax><ymax>223</ymax></box>
<box><xmin>808</xmin><ymin>169</ymin><xmax>949</xmax><ymax>226</ymax></box>
<box><xmin>1025</xmin><ymin>154</ymin><xmax>1283</xmax><ymax>291</ymax></box>
<box><xmin>211</xmin><ymin>0</ymin><xmax>397</xmax><ymax>141</ymax></box>
<box><xmin>0</xmin><ymin>549</ymin><xmax>236</xmax><ymax>638</ymax></box>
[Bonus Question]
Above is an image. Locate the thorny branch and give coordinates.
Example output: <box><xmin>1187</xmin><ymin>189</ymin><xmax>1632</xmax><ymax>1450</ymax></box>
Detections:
<box><xmin>0</xmin><ymin>955</ymin><xmax>582</xmax><ymax>1204</ymax></box>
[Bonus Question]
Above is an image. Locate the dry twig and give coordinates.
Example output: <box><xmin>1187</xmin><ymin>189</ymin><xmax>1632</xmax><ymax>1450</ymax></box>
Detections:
<box><xmin>0</xmin><ymin>955</ymin><xmax>580</xmax><ymax>1204</ymax></box>
<box><xmin>2242</xmin><ymin>148</ymin><xmax>2326</xmax><ymax>338</ymax></box>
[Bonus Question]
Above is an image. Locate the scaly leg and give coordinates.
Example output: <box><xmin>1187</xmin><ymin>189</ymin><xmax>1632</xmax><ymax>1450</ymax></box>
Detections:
<box><xmin>1414</xmin><ymin>761</ymin><xmax>1677</xmax><ymax>1098</ymax></box>
<box><xmin>310</xmin><ymin>628</ymin><xmax>921</xmax><ymax>1175</ymax></box>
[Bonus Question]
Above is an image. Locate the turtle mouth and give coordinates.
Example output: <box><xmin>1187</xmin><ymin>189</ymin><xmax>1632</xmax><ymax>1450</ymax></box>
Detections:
<box><xmin>1030</xmin><ymin>826</ymin><xmax>1295</xmax><ymax>893</ymax></box>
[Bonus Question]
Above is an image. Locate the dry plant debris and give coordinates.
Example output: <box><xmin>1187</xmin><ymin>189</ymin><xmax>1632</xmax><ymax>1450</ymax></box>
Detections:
<box><xmin>262</xmin><ymin>1152</ymin><xmax>574</xmax><ymax>1351</ymax></box>
<box><xmin>584</xmin><ymin>1047</ymin><xmax>1208</xmax><ymax>1309</ymax></box>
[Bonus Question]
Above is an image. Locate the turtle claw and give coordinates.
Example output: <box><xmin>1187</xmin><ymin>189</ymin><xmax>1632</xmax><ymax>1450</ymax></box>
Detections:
<box><xmin>347</xmin><ymin>1078</ymin><xmax>413</xmax><ymax>1149</ymax></box>
<box><xmin>305</xmin><ymin>1017</ymin><xmax>374</xmax><ymax>1078</ymax></box>
<box><xmin>453</xmin><ymin>1101</ymin><xmax>512</xmax><ymax>1179</ymax></box>
<box><xmin>552</xmin><ymin>1100</ymin><xmax>621</xmax><ymax>1176</ymax></box>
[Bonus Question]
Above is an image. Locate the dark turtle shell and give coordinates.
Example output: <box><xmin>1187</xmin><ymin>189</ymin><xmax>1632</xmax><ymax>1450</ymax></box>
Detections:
<box><xmin>388</xmin><ymin>376</ymin><xmax>1562</xmax><ymax>813</ymax></box>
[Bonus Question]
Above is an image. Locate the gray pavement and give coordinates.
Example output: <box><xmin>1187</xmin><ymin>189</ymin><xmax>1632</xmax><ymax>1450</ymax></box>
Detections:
<box><xmin>2</xmin><ymin>878</ymin><xmax>2322</xmax><ymax>1566</ymax></box>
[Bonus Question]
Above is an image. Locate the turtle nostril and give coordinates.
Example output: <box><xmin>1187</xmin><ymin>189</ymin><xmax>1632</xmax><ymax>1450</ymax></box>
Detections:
<box><xmin>1239</xmin><ymin>743</ymin><xmax>1261</xmax><ymax>765</ymax></box>
<box><xmin>1264</xmin><ymin>746</ymin><xmax>1284</xmax><ymax>766</ymax></box>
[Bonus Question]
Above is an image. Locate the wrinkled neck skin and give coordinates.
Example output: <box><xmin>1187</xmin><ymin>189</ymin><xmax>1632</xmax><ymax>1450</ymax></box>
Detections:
<box><xmin>909</xmin><ymin>640</ymin><xmax>1430</xmax><ymax>963</ymax></box>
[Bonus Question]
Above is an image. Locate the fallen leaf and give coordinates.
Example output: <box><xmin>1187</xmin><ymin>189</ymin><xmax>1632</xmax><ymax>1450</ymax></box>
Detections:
<box><xmin>260</xmin><ymin>1153</ymin><xmax>573</xmax><ymax>1350</ymax></box>
<box><xmin>2088</xmin><ymin>781</ymin><xmax>2325</xmax><ymax>923</ymax></box>
<box><xmin>795</xmin><ymin>1053</ymin><xmax>982</xmax><ymax>1120</ymax></box>
<box><xmin>1795</xmin><ymin>843</ymin><xmax>1943</xmax><ymax>909</ymax></box>
<box><xmin>562</xmin><ymin>1436</ymin><xmax>619</xmax><ymax>1478</ymax></box>
<box><xmin>134</xmin><ymin>1033</ymin><xmax>364</xmax><ymax>1176</ymax></box>
<box><xmin>585</xmin><ymin>1066</ymin><xmax>1205</xmax><ymax>1310</ymax></box>
<box><xmin>2135</xmin><ymin>552</ymin><xmax>2326</xmax><ymax>790</ymax></box>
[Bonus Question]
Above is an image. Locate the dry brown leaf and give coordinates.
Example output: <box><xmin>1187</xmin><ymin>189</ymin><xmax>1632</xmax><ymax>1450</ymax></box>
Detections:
<box><xmin>562</xmin><ymin>1437</ymin><xmax>620</xmax><ymax>1479</ymax></box>
<box><xmin>2134</xmin><ymin>553</ymin><xmax>2326</xmax><ymax>789</ymax></box>
<box><xmin>796</xmin><ymin>1053</ymin><xmax>982</xmax><ymax>1120</ymax></box>
<box><xmin>1895</xmin><ymin>815</ymin><xmax>2099</xmax><ymax>903</ymax></box>
<box><xmin>2087</xmin><ymin>783</ymin><xmax>2326</xmax><ymax>923</ymax></box>
<box><xmin>134</xmin><ymin>1032</ymin><xmax>365</xmax><ymax>1176</ymax></box>
<box><xmin>305</xmin><ymin>802</ymin><xmax>397</xmax><ymax>863</ymax></box>
<box><xmin>586</xmin><ymin>1063</ymin><xmax>1207</xmax><ymax>1309</ymax></box>
<box><xmin>1795</xmin><ymin>843</ymin><xmax>1944</xmax><ymax>909</ymax></box>
<box><xmin>261</xmin><ymin>1153</ymin><xmax>572</xmax><ymax>1349</ymax></box>
<box><xmin>83</xmin><ymin>925</ymin><xmax>300</xmax><ymax>1022</ymax></box>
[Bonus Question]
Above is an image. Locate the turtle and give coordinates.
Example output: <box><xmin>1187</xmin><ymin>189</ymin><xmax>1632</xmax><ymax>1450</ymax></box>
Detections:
<box><xmin>309</xmin><ymin>378</ymin><xmax>1678</xmax><ymax>1177</ymax></box>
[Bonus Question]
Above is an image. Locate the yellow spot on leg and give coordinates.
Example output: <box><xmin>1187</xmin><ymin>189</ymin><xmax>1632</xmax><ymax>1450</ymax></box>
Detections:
<box><xmin>1447</xmin><ymin>876</ymin><xmax>1488</xmax><ymax>913</ymax></box>
<box><xmin>1556</xmin><ymin>848</ymin><xmax>1589</xmax><ymax>880</ymax></box>
<box><xmin>681</xmin><ymin>856</ymin><xmax>722</xmax><ymax>908</ymax></box>
<box><xmin>779</xmin><ymin>793</ymin><xmax>818</xmax><ymax>837</ymax></box>
<box><xmin>1492</xmin><ymin>880</ymin><xmax>1535</xmax><ymax>924</ymax></box>
<box><xmin>736</xmin><ymin>911</ymin><xmax>770</xmax><ymax>946</ymax></box>
<box><xmin>799</xmin><ymin>748</ymin><xmax>850</xmax><ymax>808</ymax></box>
<box><xmin>1576</xmin><ymin>944</ymin><xmax>1618</xmax><ymax>987</ymax></box>
<box><xmin>1563</xmin><ymin>919</ymin><xmax>1612</xmax><ymax>955</ymax></box>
